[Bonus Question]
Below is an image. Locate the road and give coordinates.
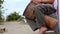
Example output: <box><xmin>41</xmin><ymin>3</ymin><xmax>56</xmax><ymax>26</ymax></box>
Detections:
<box><xmin>0</xmin><ymin>22</ymin><xmax>55</xmax><ymax>34</ymax></box>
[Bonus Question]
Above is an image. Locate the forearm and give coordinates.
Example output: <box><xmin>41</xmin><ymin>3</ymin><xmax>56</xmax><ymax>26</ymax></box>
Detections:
<box><xmin>44</xmin><ymin>15</ymin><xmax>57</xmax><ymax>29</ymax></box>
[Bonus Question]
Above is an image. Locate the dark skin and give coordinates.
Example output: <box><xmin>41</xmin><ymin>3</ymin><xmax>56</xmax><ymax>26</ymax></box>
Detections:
<box><xmin>38</xmin><ymin>15</ymin><xmax>57</xmax><ymax>34</ymax></box>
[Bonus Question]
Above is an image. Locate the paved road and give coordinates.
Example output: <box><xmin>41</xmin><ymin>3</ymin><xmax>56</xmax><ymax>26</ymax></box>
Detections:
<box><xmin>0</xmin><ymin>22</ymin><xmax>55</xmax><ymax>34</ymax></box>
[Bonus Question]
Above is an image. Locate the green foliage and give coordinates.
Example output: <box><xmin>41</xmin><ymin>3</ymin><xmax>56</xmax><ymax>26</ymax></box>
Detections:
<box><xmin>0</xmin><ymin>11</ymin><xmax>2</xmax><ymax>20</ymax></box>
<box><xmin>0</xmin><ymin>0</ymin><xmax>4</xmax><ymax>20</ymax></box>
<box><xmin>6</xmin><ymin>12</ymin><xmax>24</xmax><ymax>21</ymax></box>
<box><xmin>0</xmin><ymin>0</ymin><xmax>4</xmax><ymax>8</ymax></box>
<box><xmin>18</xmin><ymin>16</ymin><xmax>24</xmax><ymax>21</ymax></box>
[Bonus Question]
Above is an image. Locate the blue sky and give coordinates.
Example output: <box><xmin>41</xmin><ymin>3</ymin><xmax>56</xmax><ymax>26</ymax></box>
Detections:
<box><xmin>3</xmin><ymin>0</ymin><xmax>30</xmax><ymax>18</ymax></box>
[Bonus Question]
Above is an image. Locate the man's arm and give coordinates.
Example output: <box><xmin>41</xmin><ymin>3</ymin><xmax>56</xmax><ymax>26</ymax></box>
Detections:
<box><xmin>45</xmin><ymin>15</ymin><xmax>57</xmax><ymax>29</ymax></box>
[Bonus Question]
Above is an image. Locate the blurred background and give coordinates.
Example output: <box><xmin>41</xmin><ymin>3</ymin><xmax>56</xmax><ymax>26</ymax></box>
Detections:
<box><xmin>0</xmin><ymin>0</ymin><xmax>59</xmax><ymax>34</ymax></box>
<box><xmin>0</xmin><ymin>0</ymin><xmax>31</xmax><ymax>22</ymax></box>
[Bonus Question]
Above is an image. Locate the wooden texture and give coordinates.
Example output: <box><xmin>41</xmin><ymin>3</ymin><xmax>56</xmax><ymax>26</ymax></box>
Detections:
<box><xmin>23</xmin><ymin>2</ymin><xmax>35</xmax><ymax>20</ymax></box>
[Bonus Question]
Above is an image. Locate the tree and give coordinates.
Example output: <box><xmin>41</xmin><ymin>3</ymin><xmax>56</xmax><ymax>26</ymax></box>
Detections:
<box><xmin>0</xmin><ymin>0</ymin><xmax>4</xmax><ymax>21</ymax></box>
<box><xmin>17</xmin><ymin>16</ymin><xmax>24</xmax><ymax>21</ymax></box>
<box><xmin>6</xmin><ymin>11</ymin><xmax>24</xmax><ymax>21</ymax></box>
